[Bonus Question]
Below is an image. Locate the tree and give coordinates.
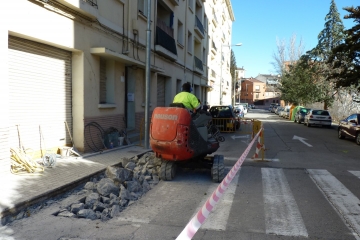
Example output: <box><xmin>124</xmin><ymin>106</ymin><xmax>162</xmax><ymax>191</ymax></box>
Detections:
<box><xmin>302</xmin><ymin>0</ymin><xmax>346</xmax><ymax>109</ymax></box>
<box><xmin>327</xmin><ymin>5</ymin><xmax>360</xmax><ymax>91</ymax></box>
<box><xmin>230</xmin><ymin>50</ymin><xmax>237</xmax><ymax>105</ymax></box>
<box><xmin>271</xmin><ymin>34</ymin><xmax>305</xmax><ymax>75</ymax></box>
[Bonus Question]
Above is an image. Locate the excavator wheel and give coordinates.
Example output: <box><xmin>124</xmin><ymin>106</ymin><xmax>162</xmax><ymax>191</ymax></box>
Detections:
<box><xmin>160</xmin><ymin>160</ymin><xmax>177</xmax><ymax>181</ymax></box>
<box><xmin>211</xmin><ymin>155</ymin><xmax>225</xmax><ymax>183</ymax></box>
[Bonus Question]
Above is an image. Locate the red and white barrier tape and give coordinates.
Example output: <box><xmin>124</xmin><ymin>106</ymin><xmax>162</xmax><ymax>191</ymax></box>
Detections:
<box><xmin>176</xmin><ymin>128</ymin><xmax>263</xmax><ymax>240</ymax></box>
<box><xmin>252</xmin><ymin>130</ymin><xmax>265</xmax><ymax>159</ymax></box>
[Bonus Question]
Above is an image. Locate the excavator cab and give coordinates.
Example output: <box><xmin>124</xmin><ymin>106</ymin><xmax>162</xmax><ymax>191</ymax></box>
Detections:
<box><xmin>150</xmin><ymin>105</ymin><xmax>225</xmax><ymax>182</ymax></box>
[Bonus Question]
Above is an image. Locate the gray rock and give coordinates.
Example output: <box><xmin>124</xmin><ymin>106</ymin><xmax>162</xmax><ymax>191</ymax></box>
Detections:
<box><xmin>119</xmin><ymin>199</ymin><xmax>128</xmax><ymax>207</ymax></box>
<box><xmin>93</xmin><ymin>202</ymin><xmax>106</xmax><ymax>212</ymax></box>
<box><xmin>138</xmin><ymin>175</ymin><xmax>145</xmax><ymax>184</ymax></box>
<box><xmin>84</xmin><ymin>182</ymin><xmax>95</xmax><ymax>190</ymax></box>
<box><xmin>152</xmin><ymin>175</ymin><xmax>160</xmax><ymax>184</ymax></box>
<box><xmin>130</xmin><ymin>156</ymin><xmax>139</xmax><ymax>163</ymax></box>
<box><xmin>101</xmin><ymin>196</ymin><xmax>110</xmax><ymax>204</ymax></box>
<box><xmin>138</xmin><ymin>157</ymin><xmax>147</xmax><ymax>165</ymax></box>
<box><xmin>101</xmin><ymin>208</ymin><xmax>111</xmax><ymax>221</ymax></box>
<box><xmin>77</xmin><ymin>209</ymin><xmax>97</xmax><ymax>220</ymax></box>
<box><xmin>85</xmin><ymin>192</ymin><xmax>100</xmax><ymax>207</ymax></box>
<box><xmin>109</xmin><ymin>193</ymin><xmax>117</xmax><ymax>200</ymax></box>
<box><xmin>97</xmin><ymin>178</ymin><xmax>119</xmax><ymax>197</ymax></box>
<box><xmin>153</xmin><ymin>157</ymin><xmax>162</xmax><ymax>166</ymax></box>
<box><xmin>126</xmin><ymin>181</ymin><xmax>142</xmax><ymax>193</ymax></box>
<box><xmin>144</xmin><ymin>176</ymin><xmax>152</xmax><ymax>181</ymax></box>
<box><xmin>105</xmin><ymin>166</ymin><xmax>132</xmax><ymax>183</ymax></box>
<box><xmin>142</xmin><ymin>180</ymin><xmax>151</xmax><ymax>193</ymax></box>
<box><xmin>125</xmin><ymin>162</ymin><xmax>136</xmax><ymax>171</ymax></box>
<box><xmin>119</xmin><ymin>185</ymin><xmax>131</xmax><ymax>200</ymax></box>
<box><xmin>110</xmin><ymin>205</ymin><xmax>121</xmax><ymax>218</ymax></box>
<box><xmin>130</xmin><ymin>192</ymin><xmax>141</xmax><ymax>200</ymax></box>
<box><xmin>58</xmin><ymin>211</ymin><xmax>76</xmax><ymax>218</ymax></box>
<box><xmin>147</xmin><ymin>164</ymin><xmax>155</xmax><ymax>169</ymax></box>
<box><xmin>119</xmin><ymin>157</ymin><xmax>131</xmax><ymax>168</ymax></box>
<box><xmin>70</xmin><ymin>203</ymin><xmax>84</xmax><ymax>214</ymax></box>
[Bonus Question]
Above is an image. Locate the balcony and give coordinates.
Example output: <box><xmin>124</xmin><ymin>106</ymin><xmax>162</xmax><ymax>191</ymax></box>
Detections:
<box><xmin>211</xmin><ymin>41</ymin><xmax>217</xmax><ymax>54</ymax></box>
<box><xmin>194</xmin><ymin>56</ymin><xmax>204</xmax><ymax>75</ymax></box>
<box><xmin>212</xmin><ymin>13</ymin><xmax>218</xmax><ymax>27</ymax></box>
<box><xmin>57</xmin><ymin>0</ymin><xmax>99</xmax><ymax>19</ymax></box>
<box><xmin>155</xmin><ymin>19</ymin><xmax>177</xmax><ymax>61</ymax></box>
<box><xmin>194</xmin><ymin>16</ymin><xmax>205</xmax><ymax>39</ymax></box>
<box><xmin>169</xmin><ymin>0</ymin><xmax>179</xmax><ymax>6</ymax></box>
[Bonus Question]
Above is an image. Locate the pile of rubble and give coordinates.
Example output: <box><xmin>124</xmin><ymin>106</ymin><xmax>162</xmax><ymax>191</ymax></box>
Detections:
<box><xmin>56</xmin><ymin>152</ymin><xmax>162</xmax><ymax>221</ymax></box>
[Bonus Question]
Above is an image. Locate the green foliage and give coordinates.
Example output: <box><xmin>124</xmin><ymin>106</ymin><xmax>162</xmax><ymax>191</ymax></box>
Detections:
<box><xmin>230</xmin><ymin>50</ymin><xmax>237</xmax><ymax>81</ymax></box>
<box><xmin>327</xmin><ymin>6</ymin><xmax>360</xmax><ymax>91</ymax></box>
<box><xmin>280</xmin><ymin>0</ymin><xmax>347</xmax><ymax>108</ymax></box>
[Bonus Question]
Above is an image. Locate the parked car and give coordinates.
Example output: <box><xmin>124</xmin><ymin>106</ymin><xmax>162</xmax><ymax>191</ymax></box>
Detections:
<box><xmin>283</xmin><ymin>108</ymin><xmax>290</xmax><ymax>119</ymax></box>
<box><xmin>234</xmin><ymin>105</ymin><xmax>245</xmax><ymax>118</ymax></box>
<box><xmin>294</xmin><ymin>108</ymin><xmax>311</xmax><ymax>124</ymax></box>
<box><xmin>304</xmin><ymin>109</ymin><xmax>332</xmax><ymax>128</ymax></box>
<box><xmin>275</xmin><ymin>106</ymin><xmax>284</xmax><ymax>115</ymax></box>
<box><xmin>209</xmin><ymin>105</ymin><xmax>240</xmax><ymax>130</ymax></box>
<box><xmin>249</xmin><ymin>104</ymin><xmax>255</xmax><ymax>109</ymax></box>
<box><xmin>269</xmin><ymin>103</ymin><xmax>279</xmax><ymax>110</ymax></box>
<box><xmin>338</xmin><ymin>114</ymin><xmax>360</xmax><ymax>145</ymax></box>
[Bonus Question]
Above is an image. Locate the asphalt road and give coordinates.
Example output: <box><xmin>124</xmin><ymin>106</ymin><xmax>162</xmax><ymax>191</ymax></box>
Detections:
<box><xmin>2</xmin><ymin>109</ymin><xmax>360</xmax><ymax>240</ymax></box>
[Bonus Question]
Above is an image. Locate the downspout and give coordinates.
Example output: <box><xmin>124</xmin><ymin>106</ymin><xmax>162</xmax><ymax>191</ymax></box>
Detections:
<box><xmin>184</xmin><ymin>0</ymin><xmax>188</xmax><ymax>83</ymax></box>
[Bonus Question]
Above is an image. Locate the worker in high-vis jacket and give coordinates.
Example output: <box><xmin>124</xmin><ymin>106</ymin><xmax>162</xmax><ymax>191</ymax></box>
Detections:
<box><xmin>173</xmin><ymin>82</ymin><xmax>201</xmax><ymax>112</ymax></box>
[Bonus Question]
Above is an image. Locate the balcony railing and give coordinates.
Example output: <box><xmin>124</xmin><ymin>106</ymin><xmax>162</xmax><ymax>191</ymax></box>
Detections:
<box><xmin>211</xmin><ymin>70</ymin><xmax>216</xmax><ymax>78</ymax></box>
<box><xmin>212</xmin><ymin>41</ymin><xmax>217</xmax><ymax>52</ymax></box>
<box><xmin>195</xmin><ymin>15</ymin><xmax>205</xmax><ymax>36</ymax></box>
<box><xmin>83</xmin><ymin>0</ymin><xmax>98</xmax><ymax>8</ymax></box>
<box><xmin>194</xmin><ymin>56</ymin><xmax>204</xmax><ymax>74</ymax></box>
<box><xmin>155</xmin><ymin>27</ymin><xmax>177</xmax><ymax>55</ymax></box>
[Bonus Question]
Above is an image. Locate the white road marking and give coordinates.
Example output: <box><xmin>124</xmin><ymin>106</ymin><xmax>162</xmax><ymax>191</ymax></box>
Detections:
<box><xmin>262</xmin><ymin>168</ymin><xmax>308</xmax><ymax>237</ymax></box>
<box><xmin>308</xmin><ymin>169</ymin><xmax>360</xmax><ymax>240</ymax></box>
<box><xmin>293</xmin><ymin>135</ymin><xmax>313</xmax><ymax>147</ymax></box>
<box><xmin>192</xmin><ymin>171</ymin><xmax>240</xmax><ymax>231</ymax></box>
<box><xmin>349</xmin><ymin>171</ymin><xmax>360</xmax><ymax>179</ymax></box>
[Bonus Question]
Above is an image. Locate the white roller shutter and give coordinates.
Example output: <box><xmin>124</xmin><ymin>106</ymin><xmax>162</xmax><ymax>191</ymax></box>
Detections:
<box><xmin>8</xmin><ymin>36</ymin><xmax>72</xmax><ymax>154</ymax></box>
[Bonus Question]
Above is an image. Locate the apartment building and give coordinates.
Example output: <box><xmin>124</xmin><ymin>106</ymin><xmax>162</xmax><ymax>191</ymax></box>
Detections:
<box><xmin>240</xmin><ymin>78</ymin><xmax>266</xmax><ymax>105</ymax></box>
<box><xmin>204</xmin><ymin>0</ymin><xmax>235</xmax><ymax>106</ymax></box>
<box><xmin>0</xmin><ymin>0</ymin><xmax>234</xmax><ymax>169</ymax></box>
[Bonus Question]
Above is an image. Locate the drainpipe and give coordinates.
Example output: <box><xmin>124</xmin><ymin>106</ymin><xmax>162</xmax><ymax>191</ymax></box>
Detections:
<box><xmin>144</xmin><ymin>0</ymin><xmax>152</xmax><ymax>149</ymax></box>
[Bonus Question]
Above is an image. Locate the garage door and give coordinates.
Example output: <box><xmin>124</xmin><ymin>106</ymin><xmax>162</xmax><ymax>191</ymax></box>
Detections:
<box><xmin>7</xmin><ymin>36</ymin><xmax>72</xmax><ymax>155</ymax></box>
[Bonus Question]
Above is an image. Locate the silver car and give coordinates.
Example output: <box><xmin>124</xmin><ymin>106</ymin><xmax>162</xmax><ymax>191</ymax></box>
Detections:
<box><xmin>304</xmin><ymin>109</ymin><xmax>332</xmax><ymax>128</ymax></box>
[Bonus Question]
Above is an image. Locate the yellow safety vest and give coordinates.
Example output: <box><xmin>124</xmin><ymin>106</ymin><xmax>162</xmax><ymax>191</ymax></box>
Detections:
<box><xmin>173</xmin><ymin>92</ymin><xmax>200</xmax><ymax>110</ymax></box>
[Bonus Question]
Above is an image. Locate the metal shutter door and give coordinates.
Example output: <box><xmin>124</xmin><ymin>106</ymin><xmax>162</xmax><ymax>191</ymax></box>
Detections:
<box><xmin>157</xmin><ymin>76</ymin><xmax>165</xmax><ymax>107</ymax></box>
<box><xmin>8</xmin><ymin>36</ymin><xmax>72</xmax><ymax>154</ymax></box>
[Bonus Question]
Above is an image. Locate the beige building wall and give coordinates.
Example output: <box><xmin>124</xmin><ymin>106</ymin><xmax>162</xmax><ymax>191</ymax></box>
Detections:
<box><xmin>2</xmin><ymin>0</ymin><xmax>230</xmax><ymax>161</ymax></box>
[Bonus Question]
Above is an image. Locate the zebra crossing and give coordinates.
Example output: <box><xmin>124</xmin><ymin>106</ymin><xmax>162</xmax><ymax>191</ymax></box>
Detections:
<box><xmin>116</xmin><ymin>167</ymin><xmax>360</xmax><ymax>239</ymax></box>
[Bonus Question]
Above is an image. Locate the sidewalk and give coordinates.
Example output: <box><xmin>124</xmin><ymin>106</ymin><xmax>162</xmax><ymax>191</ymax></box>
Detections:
<box><xmin>0</xmin><ymin>145</ymin><xmax>151</xmax><ymax>225</ymax></box>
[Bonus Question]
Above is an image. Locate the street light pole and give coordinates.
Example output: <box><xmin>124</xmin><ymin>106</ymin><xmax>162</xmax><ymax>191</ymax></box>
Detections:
<box><xmin>220</xmin><ymin>43</ymin><xmax>242</xmax><ymax>105</ymax></box>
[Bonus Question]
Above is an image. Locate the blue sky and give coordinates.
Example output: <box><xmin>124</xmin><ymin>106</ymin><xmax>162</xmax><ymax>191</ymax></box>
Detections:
<box><xmin>231</xmin><ymin>0</ymin><xmax>357</xmax><ymax>78</ymax></box>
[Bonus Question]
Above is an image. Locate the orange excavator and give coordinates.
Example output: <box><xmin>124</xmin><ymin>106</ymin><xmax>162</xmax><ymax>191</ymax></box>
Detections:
<box><xmin>150</xmin><ymin>104</ymin><xmax>225</xmax><ymax>182</ymax></box>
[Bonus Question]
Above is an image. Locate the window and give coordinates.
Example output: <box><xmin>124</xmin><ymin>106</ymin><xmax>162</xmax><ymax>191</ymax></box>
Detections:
<box><xmin>202</xmin><ymin>47</ymin><xmax>206</xmax><ymax>63</ymax></box>
<box><xmin>187</xmin><ymin>31</ymin><xmax>192</xmax><ymax>53</ymax></box>
<box><xmin>99</xmin><ymin>59</ymin><xmax>106</xmax><ymax>103</ymax></box>
<box><xmin>255</xmin><ymin>93</ymin><xmax>259</xmax><ymax>99</ymax></box>
<box><xmin>255</xmin><ymin>85</ymin><xmax>260</xmax><ymax>90</ymax></box>
<box><xmin>138</xmin><ymin>0</ymin><xmax>148</xmax><ymax>17</ymax></box>
<box><xmin>177</xmin><ymin>20</ymin><xmax>184</xmax><ymax>45</ymax></box>
<box><xmin>99</xmin><ymin>58</ymin><xmax>115</xmax><ymax>105</ymax></box>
